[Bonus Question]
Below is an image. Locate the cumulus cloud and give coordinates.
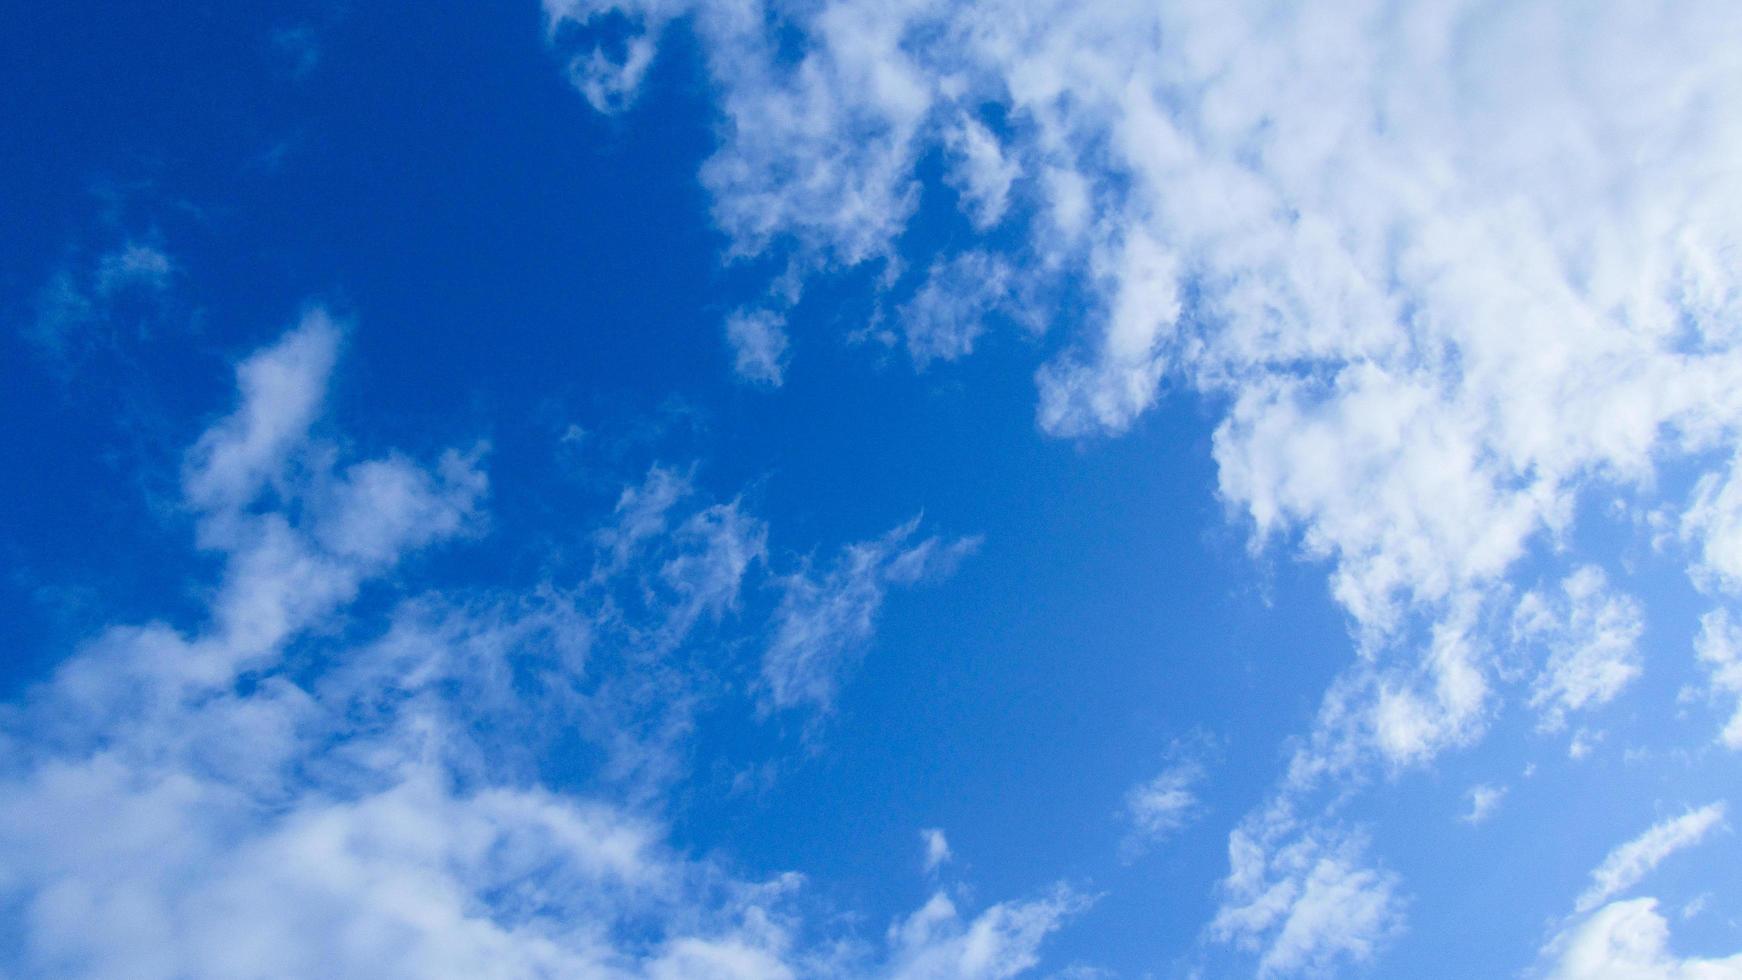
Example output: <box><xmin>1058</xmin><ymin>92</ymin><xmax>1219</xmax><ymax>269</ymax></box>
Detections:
<box><xmin>0</xmin><ymin>318</ymin><xmax>1071</xmax><ymax>978</ymax></box>
<box><xmin>1574</xmin><ymin>804</ymin><xmax>1728</xmax><ymax>915</ymax></box>
<box><xmin>1685</xmin><ymin>455</ymin><xmax>1742</xmax><ymax>595</ymax></box>
<box><xmin>761</xmin><ymin>518</ymin><xmax>978</xmax><ymax>712</ymax></box>
<box><xmin>1545</xmin><ymin>898</ymin><xmax>1742</xmax><ymax>980</ymax></box>
<box><xmin>545</xmin><ymin>0</ymin><xmax>1742</xmax><ymax>682</ymax></box>
<box><xmin>544</xmin><ymin>1</ymin><xmax>1742</xmax><ymax>971</ymax></box>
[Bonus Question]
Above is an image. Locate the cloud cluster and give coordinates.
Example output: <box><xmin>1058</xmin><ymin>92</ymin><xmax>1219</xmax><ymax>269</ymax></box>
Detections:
<box><xmin>1543</xmin><ymin>806</ymin><xmax>1739</xmax><ymax>979</ymax></box>
<box><xmin>547</xmin><ymin>2</ymin><xmax>1742</xmax><ymax>970</ymax></box>
<box><xmin>0</xmin><ymin>316</ymin><xmax>1071</xmax><ymax>977</ymax></box>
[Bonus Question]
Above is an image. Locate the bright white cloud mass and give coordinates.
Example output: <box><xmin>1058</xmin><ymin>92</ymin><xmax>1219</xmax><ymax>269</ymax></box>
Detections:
<box><xmin>8</xmin><ymin>0</ymin><xmax>1742</xmax><ymax>976</ymax></box>
<box><xmin>543</xmin><ymin>0</ymin><xmax>1742</xmax><ymax>971</ymax></box>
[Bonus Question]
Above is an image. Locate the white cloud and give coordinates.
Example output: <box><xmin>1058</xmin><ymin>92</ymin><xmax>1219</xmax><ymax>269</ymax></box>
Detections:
<box><xmin>1694</xmin><ymin>610</ymin><xmax>1742</xmax><ymax>749</ymax></box>
<box><xmin>28</xmin><ymin>239</ymin><xmax>178</xmax><ymax>363</ymax></box>
<box><xmin>725</xmin><ymin>308</ymin><xmax>789</xmax><ymax>386</ymax></box>
<box><xmin>921</xmin><ymin>828</ymin><xmax>952</xmax><ymax>874</ymax></box>
<box><xmin>944</xmin><ymin>115</ymin><xmax>1020</xmax><ymax>230</ymax></box>
<box><xmin>0</xmin><ymin>319</ymin><xmax>1072</xmax><ymax>978</ymax></box>
<box><xmin>899</xmin><ymin>251</ymin><xmax>1022</xmax><ymax>367</ymax></box>
<box><xmin>546</xmin><ymin>0</ymin><xmax>1742</xmax><ymax>715</ymax></box>
<box><xmin>1575</xmin><ymin>804</ymin><xmax>1728</xmax><ymax>914</ymax></box>
<box><xmin>885</xmin><ymin>888</ymin><xmax>1087</xmax><ymax>980</ymax></box>
<box><xmin>1460</xmin><ymin>785</ymin><xmax>1505</xmax><ymax>826</ymax></box>
<box><xmin>1122</xmin><ymin>761</ymin><xmax>1203</xmax><ymax>848</ymax></box>
<box><xmin>1515</xmin><ymin>567</ymin><xmax>1646</xmax><ymax>731</ymax></box>
<box><xmin>761</xmin><ymin>518</ymin><xmax>978</xmax><ymax>712</ymax></box>
<box><xmin>1545</xmin><ymin>898</ymin><xmax>1742</xmax><ymax>980</ymax></box>
<box><xmin>183</xmin><ymin>311</ymin><xmax>342</xmax><ymax>513</ymax></box>
<box><xmin>1212</xmin><ymin>826</ymin><xmax>1403</xmax><ymax>979</ymax></box>
<box><xmin>544</xmin><ymin>2</ymin><xmax>1742</xmax><ymax>971</ymax></box>
<box><xmin>1567</xmin><ymin>728</ymin><xmax>1603</xmax><ymax>761</ymax></box>
<box><xmin>1685</xmin><ymin>455</ymin><xmax>1742</xmax><ymax>595</ymax></box>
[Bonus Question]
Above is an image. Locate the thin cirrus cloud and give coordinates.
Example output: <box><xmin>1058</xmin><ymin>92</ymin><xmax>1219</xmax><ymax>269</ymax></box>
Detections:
<box><xmin>1574</xmin><ymin>803</ymin><xmax>1728</xmax><ymax>916</ymax></box>
<box><xmin>547</xmin><ymin>0</ymin><xmax>1742</xmax><ymax>971</ymax></box>
<box><xmin>0</xmin><ymin>314</ymin><xmax>1073</xmax><ymax>978</ymax></box>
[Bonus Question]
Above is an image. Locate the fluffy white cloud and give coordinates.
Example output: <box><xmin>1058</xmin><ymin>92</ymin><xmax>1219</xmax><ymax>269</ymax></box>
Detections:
<box><xmin>183</xmin><ymin>312</ymin><xmax>343</xmax><ymax>512</ymax></box>
<box><xmin>546</xmin><ymin>1</ymin><xmax>1742</xmax><ymax>972</ymax></box>
<box><xmin>1514</xmin><ymin>567</ymin><xmax>1646</xmax><ymax>732</ymax></box>
<box><xmin>546</xmin><ymin>0</ymin><xmax>1742</xmax><ymax>662</ymax></box>
<box><xmin>1685</xmin><ymin>455</ymin><xmax>1742</xmax><ymax>595</ymax></box>
<box><xmin>1694</xmin><ymin>610</ymin><xmax>1742</xmax><ymax>749</ymax></box>
<box><xmin>761</xmin><ymin>518</ymin><xmax>978</xmax><ymax>712</ymax></box>
<box><xmin>1575</xmin><ymin>804</ymin><xmax>1728</xmax><ymax>915</ymax></box>
<box><xmin>1546</xmin><ymin>899</ymin><xmax>1742</xmax><ymax>980</ymax></box>
<box><xmin>1550</xmin><ymin>814</ymin><xmax>1740</xmax><ymax>980</ymax></box>
<box><xmin>1211</xmin><ymin>824</ymin><xmax>1402</xmax><ymax>978</ymax></box>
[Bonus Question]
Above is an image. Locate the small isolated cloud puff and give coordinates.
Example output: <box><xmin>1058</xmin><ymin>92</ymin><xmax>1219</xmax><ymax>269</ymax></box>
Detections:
<box><xmin>1460</xmin><ymin>785</ymin><xmax>1506</xmax><ymax>826</ymax></box>
<box><xmin>1575</xmin><ymin>804</ymin><xmax>1728</xmax><ymax>915</ymax></box>
<box><xmin>1121</xmin><ymin>761</ymin><xmax>1203</xmax><ymax>851</ymax></box>
<box><xmin>725</xmin><ymin>307</ymin><xmax>789</xmax><ymax>386</ymax></box>
<box><xmin>921</xmin><ymin>828</ymin><xmax>952</xmax><ymax>874</ymax></box>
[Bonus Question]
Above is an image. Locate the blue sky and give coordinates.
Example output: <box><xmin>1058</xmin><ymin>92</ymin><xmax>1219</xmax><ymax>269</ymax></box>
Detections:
<box><xmin>4</xmin><ymin>1</ymin><xmax>1742</xmax><ymax>977</ymax></box>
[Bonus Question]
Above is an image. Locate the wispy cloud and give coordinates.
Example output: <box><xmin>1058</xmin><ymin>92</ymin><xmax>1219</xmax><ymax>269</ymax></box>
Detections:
<box><xmin>921</xmin><ymin>827</ymin><xmax>952</xmax><ymax>874</ymax></box>
<box><xmin>1575</xmin><ymin>804</ymin><xmax>1728</xmax><ymax>914</ymax></box>
<box><xmin>0</xmin><ymin>317</ymin><xmax>1069</xmax><ymax>977</ymax></box>
<box><xmin>1121</xmin><ymin>757</ymin><xmax>1206</xmax><ymax>855</ymax></box>
<box><xmin>761</xmin><ymin>518</ymin><xmax>978</xmax><ymax>713</ymax></box>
